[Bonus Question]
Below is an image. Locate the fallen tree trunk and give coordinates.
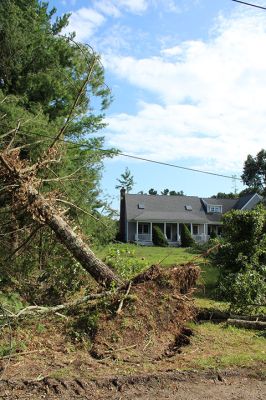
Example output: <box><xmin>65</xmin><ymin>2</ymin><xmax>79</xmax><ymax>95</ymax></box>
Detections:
<box><xmin>27</xmin><ymin>186</ymin><xmax>122</xmax><ymax>287</ymax></box>
<box><xmin>197</xmin><ymin>309</ymin><xmax>266</xmax><ymax>323</ymax></box>
<box><xmin>227</xmin><ymin>319</ymin><xmax>266</xmax><ymax>330</ymax></box>
<box><xmin>0</xmin><ymin>153</ymin><xmax>122</xmax><ymax>288</ymax></box>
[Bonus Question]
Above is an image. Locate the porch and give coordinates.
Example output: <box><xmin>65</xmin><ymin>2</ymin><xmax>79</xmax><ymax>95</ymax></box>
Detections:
<box><xmin>130</xmin><ymin>221</ymin><xmax>217</xmax><ymax>245</ymax></box>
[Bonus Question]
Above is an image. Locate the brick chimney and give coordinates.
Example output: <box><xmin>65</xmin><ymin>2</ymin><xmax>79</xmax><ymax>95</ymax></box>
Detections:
<box><xmin>119</xmin><ymin>187</ymin><xmax>126</xmax><ymax>242</ymax></box>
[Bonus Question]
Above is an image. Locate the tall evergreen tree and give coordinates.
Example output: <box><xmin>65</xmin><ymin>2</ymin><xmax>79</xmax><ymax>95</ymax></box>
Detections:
<box><xmin>116</xmin><ymin>167</ymin><xmax>135</xmax><ymax>192</ymax></box>
<box><xmin>0</xmin><ymin>0</ymin><xmax>117</xmax><ymax>298</ymax></box>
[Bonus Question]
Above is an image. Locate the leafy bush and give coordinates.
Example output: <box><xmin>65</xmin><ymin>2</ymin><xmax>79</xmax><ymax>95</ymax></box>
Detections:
<box><xmin>213</xmin><ymin>205</ymin><xmax>266</xmax><ymax>313</ymax></box>
<box><xmin>180</xmin><ymin>224</ymin><xmax>195</xmax><ymax>247</ymax></box>
<box><xmin>152</xmin><ymin>226</ymin><xmax>169</xmax><ymax>247</ymax></box>
<box><xmin>210</xmin><ymin>230</ymin><xmax>217</xmax><ymax>239</ymax></box>
<box><xmin>218</xmin><ymin>265</ymin><xmax>266</xmax><ymax>313</ymax></box>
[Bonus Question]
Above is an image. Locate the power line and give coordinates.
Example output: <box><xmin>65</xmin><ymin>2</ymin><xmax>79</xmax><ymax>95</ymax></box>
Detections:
<box><xmin>118</xmin><ymin>152</ymin><xmax>242</xmax><ymax>181</ymax></box>
<box><xmin>232</xmin><ymin>0</ymin><xmax>266</xmax><ymax>10</ymax></box>
<box><xmin>7</xmin><ymin>130</ymin><xmax>242</xmax><ymax>181</ymax></box>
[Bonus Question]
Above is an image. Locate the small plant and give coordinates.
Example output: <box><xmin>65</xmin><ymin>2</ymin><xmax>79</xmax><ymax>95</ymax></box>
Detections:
<box><xmin>104</xmin><ymin>245</ymin><xmax>148</xmax><ymax>279</ymax></box>
<box><xmin>152</xmin><ymin>226</ymin><xmax>169</xmax><ymax>247</ymax></box>
<box><xmin>210</xmin><ymin>230</ymin><xmax>217</xmax><ymax>239</ymax></box>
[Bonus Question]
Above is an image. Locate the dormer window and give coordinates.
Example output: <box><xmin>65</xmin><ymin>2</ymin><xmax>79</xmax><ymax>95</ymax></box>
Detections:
<box><xmin>138</xmin><ymin>203</ymin><xmax>145</xmax><ymax>209</ymax></box>
<box><xmin>185</xmin><ymin>205</ymin><xmax>192</xmax><ymax>211</ymax></box>
<box><xmin>208</xmin><ymin>205</ymin><xmax>222</xmax><ymax>213</ymax></box>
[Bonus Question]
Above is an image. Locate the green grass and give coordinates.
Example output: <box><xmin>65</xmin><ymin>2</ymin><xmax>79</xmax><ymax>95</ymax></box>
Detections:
<box><xmin>0</xmin><ymin>291</ymin><xmax>26</xmax><ymax>313</ymax></box>
<box><xmin>95</xmin><ymin>243</ymin><xmax>228</xmax><ymax>311</ymax></box>
<box><xmin>183</xmin><ymin>322</ymin><xmax>266</xmax><ymax>370</ymax></box>
<box><xmin>95</xmin><ymin>243</ymin><xmax>203</xmax><ymax>266</ymax></box>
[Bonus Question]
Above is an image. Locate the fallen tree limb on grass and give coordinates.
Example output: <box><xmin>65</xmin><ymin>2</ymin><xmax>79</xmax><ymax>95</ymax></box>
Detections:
<box><xmin>0</xmin><ymin>288</ymin><xmax>120</xmax><ymax>320</ymax></box>
<box><xmin>197</xmin><ymin>309</ymin><xmax>266</xmax><ymax>322</ymax></box>
<box><xmin>227</xmin><ymin>318</ymin><xmax>266</xmax><ymax>330</ymax></box>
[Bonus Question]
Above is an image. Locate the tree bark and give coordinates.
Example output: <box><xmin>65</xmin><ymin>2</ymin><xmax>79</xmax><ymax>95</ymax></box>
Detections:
<box><xmin>227</xmin><ymin>319</ymin><xmax>266</xmax><ymax>330</ymax></box>
<box><xmin>26</xmin><ymin>186</ymin><xmax>122</xmax><ymax>287</ymax></box>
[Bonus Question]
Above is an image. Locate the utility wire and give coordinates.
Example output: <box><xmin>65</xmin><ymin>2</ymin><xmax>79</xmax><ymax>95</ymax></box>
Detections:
<box><xmin>5</xmin><ymin>129</ymin><xmax>242</xmax><ymax>181</ymax></box>
<box><xmin>232</xmin><ymin>0</ymin><xmax>266</xmax><ymax>10</ymax></box>
<box><xmin>118</xmin><ymin>153</ymin><xmax>242</xmax><ymax>180</ymax></box>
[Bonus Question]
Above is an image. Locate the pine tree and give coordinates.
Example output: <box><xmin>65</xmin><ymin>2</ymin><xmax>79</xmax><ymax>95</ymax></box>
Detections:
<box><xmin>116</xmin><ymin>167</ymin><xmax>135</xmax><ymax>192</ymax></box>
<box><xmin>0</xmin><ymin>1</ymin><xmax>118</xmax><ymax>297</ymax></box>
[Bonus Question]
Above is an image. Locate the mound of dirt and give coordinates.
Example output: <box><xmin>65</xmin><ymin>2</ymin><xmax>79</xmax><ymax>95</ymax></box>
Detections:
<box><xmin>91</xmin><ymin>264</ymin><xmax>200</xmax><ymax>360</ymax></box>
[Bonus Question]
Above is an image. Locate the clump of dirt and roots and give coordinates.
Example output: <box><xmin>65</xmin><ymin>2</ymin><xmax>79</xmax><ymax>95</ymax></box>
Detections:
<box><xmin>88</xmin><ymin>263</ymin><xmax>200</xmax><ymax>360</ymax></box>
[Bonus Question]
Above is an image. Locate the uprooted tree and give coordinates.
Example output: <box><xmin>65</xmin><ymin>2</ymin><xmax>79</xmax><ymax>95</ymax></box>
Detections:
<box><xmin>0</xmin><ymin>0</ymin><xmax>122</xmax><ymax>296</ymax></box>
<box><xmin>0</xmin><ymin>2</ymin><xmax>201</xmax><ymax>359</ymax></box>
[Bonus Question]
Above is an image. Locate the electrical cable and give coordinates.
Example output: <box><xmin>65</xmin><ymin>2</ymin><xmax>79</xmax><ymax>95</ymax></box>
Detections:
<box><xmin>232</xmin><ymin>0</ymin><xmax>266</xmax><ymax>10</ymax></box>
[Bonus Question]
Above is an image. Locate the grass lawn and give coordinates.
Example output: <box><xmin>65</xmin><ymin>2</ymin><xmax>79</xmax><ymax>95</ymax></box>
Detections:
<box><xmin>95</xmin><ymin>243</ymin><xmax>199</xmax><ymax>266</ymax></box>
<box><xmin>180</xmin><ymin>322</ymin><xmax>266</xmax><ymax>370</ymax></box>
<box><xmin>95</xmin><ymin>243</ymin><xmax>226</xmax><ymax>310</ymax></box>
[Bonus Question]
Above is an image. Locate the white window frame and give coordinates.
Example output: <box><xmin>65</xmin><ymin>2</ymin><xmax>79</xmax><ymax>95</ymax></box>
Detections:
<box><xmin>208</xmin><ymin>205</ymin><xmax>222</xmax><ymax>213</ymax></box>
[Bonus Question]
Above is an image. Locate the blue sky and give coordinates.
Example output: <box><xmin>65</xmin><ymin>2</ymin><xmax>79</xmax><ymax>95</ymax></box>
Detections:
<box><xmin>49</xmin><ymin>0</ymin><xmax>266</xmax><ymax>209</ymax></box>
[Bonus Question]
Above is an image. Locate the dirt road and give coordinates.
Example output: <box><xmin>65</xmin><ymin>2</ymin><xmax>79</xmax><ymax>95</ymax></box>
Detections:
<box><xmin>0</xmin><ymin>370</ymin><xmax>265</xmax><ymax>399</ymax></box>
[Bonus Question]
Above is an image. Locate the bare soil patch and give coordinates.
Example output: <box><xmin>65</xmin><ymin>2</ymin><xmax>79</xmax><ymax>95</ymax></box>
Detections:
<box><xmin>0</xmin><ymin>368</ymin><xmax>265</xmax><ymax>399</ymax></box>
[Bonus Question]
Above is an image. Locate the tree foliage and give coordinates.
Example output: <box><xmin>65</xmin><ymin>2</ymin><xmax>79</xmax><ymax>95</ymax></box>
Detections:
<box><xmin>152</xmin><ymin>226</ymin><xmax>169</xmax><ymax>247</ymax></box>
<box><xmin>148</xmin><ymin>188</ymin><xmax>157</xmax><ymax>195</ymax></box>
<box><xmin>115</xmin><ymin>167</ymin><xmax>135</xmax><ymax>193</ymax></box>
<box><xmin>180</xmin><ymin>224</ymin><xmax>195</xmax><ymax>248</ymax></box>
<box><xmin>169</xmin><ymin>190</ymin><xmax>184</xmax><ymax>196</ymax></box>
<box><xmin>213</xmin><ymin>205</ymin><xmax>266</xmax><ymax>313</ymax></box>
<box><xmin>0</xmin><ymin>0</ymin><xmax>117</xmax><ymax>300</ymax></box>
<box><xmin>242</xmin><ymin>149</ymin><xmax>266</xmax><ymax>196</ymax></box>
<box><xmin>211</xmin><ymin>192</ymin><xmax>238</xmax><ymax>199</ymax></box>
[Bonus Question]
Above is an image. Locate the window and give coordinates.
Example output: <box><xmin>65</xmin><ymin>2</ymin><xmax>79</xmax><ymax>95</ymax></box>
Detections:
<box><xmin>185</xmin><ymin>205</ymin><xmax>192</xmax><ymax>211</ymax></box>
<box><xmin>138</xmin><ymin>203</ymin><xmax>145</xmax><ymax>209</ymax></box>
<box><xmin>138</xmin><ymin>223</ymin><xmax>149</xmax><ymax>234</ymax></box>
<box><xmin>208</xmin><ymin>205</ymin><xmax>222</xmax><ymax>213</ymax></box>
<box><xmin>192</xmin><ymin>225</ymin><xmax>199</xmax><ymax>235</ymax></box>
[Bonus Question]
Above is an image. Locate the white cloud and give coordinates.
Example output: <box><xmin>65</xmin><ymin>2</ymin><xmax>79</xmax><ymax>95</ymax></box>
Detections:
<box><xmin>63</xmin><ymin>8</ymin><xmax>105</xmax><ymax>41</ymax></box>
<box><xmin>104</xmin><ymin>12</ymin><xmax>266</xmax><ymax>172</ymax></box>
<box><xmin>115</xmin><ymin>0</ymin><xmax>148</xmax><ymax>14</ymax></box>
<box><xmin>161</xmin><ymin>45</ymin><xmax>183</xmax><ymax>57</ymax></box>
<box><xmin>93</xmin><ymin>1</ymin><xmax>121</xmax><ymax>17</ymax></box>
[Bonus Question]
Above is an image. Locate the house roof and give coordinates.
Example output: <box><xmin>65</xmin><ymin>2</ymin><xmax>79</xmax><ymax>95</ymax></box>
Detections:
<box><xmin>233</xmin><ymin>193</ymin><xmax>262</xmax><ymax>210</ymax></box>
<box><xmin>125</xmin><ymin>193</ymin><xmax>260</xmax><ymax>224</ymax></box>
<box><xmin>126</xmin><ymin>194</ymin><xmax>207</xmax><ymax>222</ymax></box>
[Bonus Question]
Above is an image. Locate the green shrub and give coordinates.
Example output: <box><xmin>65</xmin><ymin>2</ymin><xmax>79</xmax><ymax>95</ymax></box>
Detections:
<box><xmin>180</xmin><ymin>224</ymin><xmax>195</xmax><ymax>247</ymax></box>
<box><xmin>213</xmin><ymin>204</ymin><xmax>266</xmax><ymax>313</ymax></box>
<box><xmin>152</xmin><ymin>226</ymin><xmax>169</xmax><ymax>247</ymax></box>
<box><xmin>210</xmin><ymin>230</ymin><xmax>217</xmax><ymax>239</ymax></box>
